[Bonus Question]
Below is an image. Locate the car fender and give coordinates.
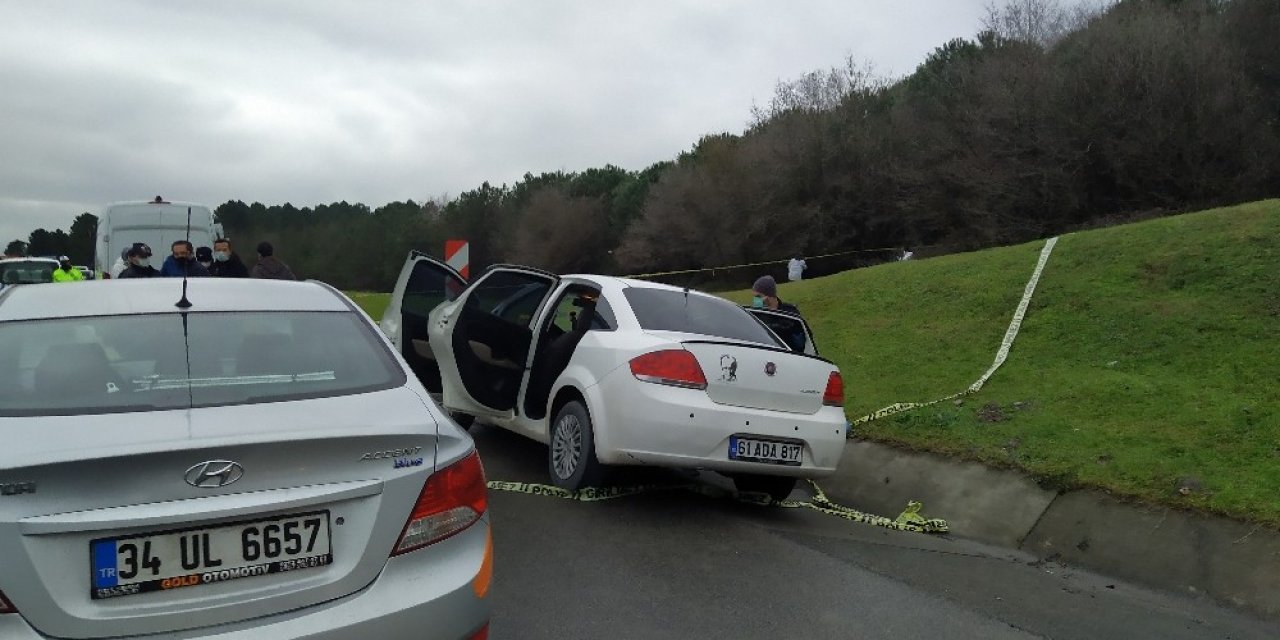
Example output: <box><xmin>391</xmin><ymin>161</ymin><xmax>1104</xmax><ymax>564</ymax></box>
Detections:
<box><xmin>544</xmin><ymin>362</ymin><xmax>607</xmax><ymax>447</ymax></box>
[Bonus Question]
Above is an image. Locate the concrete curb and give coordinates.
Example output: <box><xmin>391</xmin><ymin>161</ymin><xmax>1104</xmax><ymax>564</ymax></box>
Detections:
<box><xmin>822</xmin><ymin>440</ymin><xmax>1280</xmax><ymax>620</ymax></box>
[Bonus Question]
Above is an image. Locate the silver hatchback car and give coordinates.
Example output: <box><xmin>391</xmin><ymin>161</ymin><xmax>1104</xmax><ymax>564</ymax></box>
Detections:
<box><xmin>0</xmin><ymin>279</ymin><xmax>490</xmax><ymax>639</ymax></box>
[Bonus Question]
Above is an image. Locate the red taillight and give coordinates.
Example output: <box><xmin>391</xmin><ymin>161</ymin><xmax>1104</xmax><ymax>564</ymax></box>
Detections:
<box><xmin>468</xmin><ymin>622</ymin><xmax>490</xmax><ymax>640</ymax></box>
<box><xmin>823</xmin><ymin>371</ymin><xmax>844</xmax><ymax>407</ymax></box>
<box><xmin>0</xmin><ymin>589</ymin><xmax>15</xmax><ymax>614</ymax></box>
<box><xmin>392</xmin><ymin>450</ymin><xmax>487</xmax><ymax>556</ymax></box>
<box><xmin>629</xmin><ymin>349</ymin><xmax>707</xmax><ymax>390</ymax></box>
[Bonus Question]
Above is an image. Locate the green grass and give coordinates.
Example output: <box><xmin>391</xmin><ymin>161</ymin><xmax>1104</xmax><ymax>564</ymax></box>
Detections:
<box><xmin>346</xmin><ymin>291</ymin><xmax>391</xmax><ymax>321</ymax></box>
<box><xmin>729</xmin><ymin>200</ymin><xmax>1280</xmax><ymax>526</ymax></box>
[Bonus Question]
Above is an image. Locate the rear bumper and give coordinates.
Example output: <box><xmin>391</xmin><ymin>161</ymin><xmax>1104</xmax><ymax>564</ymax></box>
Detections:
<box><xmin>589</xmin><ymin>372</ymin><xmax>846</xmax><ymax>477</ymax></box>
<box><xmin>2</xmin><ymin>518</ymin><xmax>490</xmax><ymax>640</ymax></box>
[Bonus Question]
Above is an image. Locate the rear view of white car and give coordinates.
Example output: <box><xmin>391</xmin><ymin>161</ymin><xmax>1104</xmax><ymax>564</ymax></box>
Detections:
<box><xmin>381</xmin><ymin>254</ymin><xmax>846</xmax><ymax>501</ymax></box>
<box><xmin>0</xmin><ymin>278</ymin><xmax>491</xmax><ymax>639</ymax></box>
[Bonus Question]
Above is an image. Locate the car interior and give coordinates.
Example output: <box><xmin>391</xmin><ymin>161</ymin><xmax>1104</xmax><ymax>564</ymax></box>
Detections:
<box><xmin>522</xmin><ymin>285</ymin><xmax>604</xmax><ymax>420</ymax></box>
<box><xmin>449</xmin><ymin>272</ymin><xmax>553</xmax><ymax>411</ymax></box>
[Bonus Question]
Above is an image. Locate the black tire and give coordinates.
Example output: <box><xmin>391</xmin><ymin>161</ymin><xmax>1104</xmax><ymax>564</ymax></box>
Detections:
<box><xmin>547</xmin><ymin>400</ymin><xmax>604</xmax><ymax>490</ymax></box>
<box><xmin>732</xmin><ymin>474</ymin><xmax>798</xmax><ymax>503</ymax></box>
<box><xmin>450</xmin><ymin>411</ymin><xmax>476</xmax><ymax>431</ymax></box>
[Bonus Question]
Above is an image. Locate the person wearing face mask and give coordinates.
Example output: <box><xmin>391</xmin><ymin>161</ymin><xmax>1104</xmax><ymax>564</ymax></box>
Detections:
<box><xmin>751</xmin><ymin>274</ymin><xmax>805</xmax><ymax>351</ymax></box>
<box><xmin>208</xmin><ymin>238</ymin><xmax>249</xmax><ymax>278</ymax></box>
<box><xmin>160</xmin><ymin>240</ymin><xmax>210</xmax><ymax>278</ymax></box>
<box><xmin>117</xmin><ymin>243</ymin><xmax>160</xmax><ymax>279</ymax></box>
<box><xmin>196</xmin><ymin>246</ymin><xmax>214</xmax><ymax>271</ymax></box>
<box><xmin>51</xmin><ymin>255</ymin><xmax>85</xmax><ymax>282</ymax></box>
<box><xmin>751</xmin><ymin>275</ymin><xmax>801</xmax><ymax>315</ymax></box>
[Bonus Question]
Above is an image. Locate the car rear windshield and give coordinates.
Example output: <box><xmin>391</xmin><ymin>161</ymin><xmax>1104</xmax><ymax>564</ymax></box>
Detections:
<box><xmin>0</xmin><ymin>311</ymin><xmax>405</xmax><ymax>417</ymax></box>
<box><xmin>623</xmin><ymin>288</ymin><xmax>782</xmax><ymax>346</ymax></box>
<box><xmin>0</xmin><ymin>261</ymin><xmax>56</xmax><ymax>285</ymax></box>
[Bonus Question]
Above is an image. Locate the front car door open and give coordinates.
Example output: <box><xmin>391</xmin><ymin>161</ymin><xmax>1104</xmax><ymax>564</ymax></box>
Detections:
<box><xmin>745</xmin><ymin>307</ymin><xmax>819</xmax><ymax>356</ymax></box>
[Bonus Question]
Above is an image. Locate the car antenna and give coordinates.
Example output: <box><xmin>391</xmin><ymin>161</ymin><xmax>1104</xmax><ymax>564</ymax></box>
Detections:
<box><xmin>175</xmin><ymin>205</ymin><xmax>193</xmax><ymax>309</ymax></box>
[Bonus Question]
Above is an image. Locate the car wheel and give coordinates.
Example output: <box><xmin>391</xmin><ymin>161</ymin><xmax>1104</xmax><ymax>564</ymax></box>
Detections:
<box><xmin>449</xmin><ymin>411</ymin><xmax>476</xmax><ymax>431</ymax></box>
<box><xmin>548</xmin><ymin>400</ymin><xmax>603</xmax><ymax>490</ymax></box>
<box><xmin>732</xmin><ymin>474</ymin><xmax>798</xmax><ymax>503</ymax></box>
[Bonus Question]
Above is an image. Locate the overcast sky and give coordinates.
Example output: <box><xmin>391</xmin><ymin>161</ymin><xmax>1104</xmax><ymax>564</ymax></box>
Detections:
<box><xmin>0</xmin><ymin>0</ymin><xmax>990</xmax><ymax>244</ymax></box>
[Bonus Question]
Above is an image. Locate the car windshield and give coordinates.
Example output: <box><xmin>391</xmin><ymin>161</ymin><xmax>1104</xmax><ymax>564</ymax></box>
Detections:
<box><xmin>0</xmin><ymin>261</ymin><xmax>56</xmax><ymax>285</ymax></box>
<box><xmin>623</xmin><ymin>288</ymin><xmax>783</xmax><ymax>346</ymax></box>
<box><xmin>0</xmin><ymin>311</ymin><xmax>403</xmax><ymax>416</ymax></box>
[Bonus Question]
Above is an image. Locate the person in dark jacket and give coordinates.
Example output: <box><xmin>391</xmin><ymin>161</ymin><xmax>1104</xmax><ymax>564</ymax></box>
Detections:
<box><xmin>751</xmin><ymin>275</ymin><xmax>800</xmax><ymax>316</ymax></box>
<box><xmin>160</xmin><ymin>240</ymin><xmax>210</xmax><ymax>278</ymax></box>
<box><xmin>751</xmin><ymin>274</ymin><xmax>805</xmax><ymax>351</ymax></box>
<box><xmin>196</xmin><ymin>246</ymin><xmax>214</xmax><ymax>271</ymax></box>
<box><xmin>251</xmin><ymin>241</ymin><xmax>297</xmax><ymax>280</ymax></box>
<box><xmin>117</xmin><ymin>243</ymin><xmax>160</xmax><ymax>279</ymax></box>
<box><xmin>208</xmin><ymin>238</ymin><xmax>250</xmax><ymax>278</ymax></box>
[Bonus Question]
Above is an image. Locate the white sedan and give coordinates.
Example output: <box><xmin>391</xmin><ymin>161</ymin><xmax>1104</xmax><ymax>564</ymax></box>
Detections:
<box><xmin>380</xmin><ymin>254</ymin><xmax>847</xmax><ymax>500</ymax></box>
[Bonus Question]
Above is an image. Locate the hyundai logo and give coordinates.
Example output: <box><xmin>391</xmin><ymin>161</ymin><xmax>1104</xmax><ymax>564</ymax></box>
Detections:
<box><xmin>184</xmin><ymin>460</ymin><xmax>244</xmax><ymax>489</ymax></box>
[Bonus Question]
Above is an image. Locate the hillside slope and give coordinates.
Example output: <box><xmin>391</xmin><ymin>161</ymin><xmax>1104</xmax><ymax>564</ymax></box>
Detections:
<box><xmin>745</xmin><ymin>200</ymin><xmax>1280</xmax><ymax>525</ymax></box>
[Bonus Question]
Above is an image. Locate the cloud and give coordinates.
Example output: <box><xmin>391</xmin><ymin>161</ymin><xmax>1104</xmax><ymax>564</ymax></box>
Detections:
<box><xmin>0</xmin><ymin>0</ymin><xmax>988</xmax><ymax>244</ymax></box>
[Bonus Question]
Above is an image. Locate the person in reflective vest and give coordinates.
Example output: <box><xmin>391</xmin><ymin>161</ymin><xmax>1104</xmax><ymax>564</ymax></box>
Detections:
<box><xmin>51</xmin><ymin>256</ymin><xmax>84</xmax><ymax>282</ymax></box>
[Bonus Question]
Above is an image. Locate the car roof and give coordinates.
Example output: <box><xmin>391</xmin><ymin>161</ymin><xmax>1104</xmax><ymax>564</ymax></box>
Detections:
<box><xmin>0</xmin><ymin>257</ymin><xmax>59</xmax><ymax>264</ymax></box>
<box><xmin>0</xmin><ymin>278</ymin><xmax>351</xmax><ymax>322</ymax></box>
<box><xmin>562</xmin><ymin>273</ymin><xmax>724</xmax><ymax>299</ymax></box>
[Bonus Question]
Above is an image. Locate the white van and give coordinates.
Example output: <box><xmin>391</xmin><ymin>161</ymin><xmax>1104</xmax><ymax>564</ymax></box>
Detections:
<box><xmin>95</xmin><ymin>197</ymin><xmax>225</xmax><ymax>278</ymax></box>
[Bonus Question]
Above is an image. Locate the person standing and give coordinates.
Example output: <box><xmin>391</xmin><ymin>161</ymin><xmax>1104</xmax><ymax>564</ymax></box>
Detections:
<box><xmin>787</xmin><ymin>255</ymin><xmax>808</xmax><ymax>282</ymax></box>
<box><xmin>51</xmin><ymin>256</ymin><xmax>84</xmax><ymax>282</ymax></box>
<box><xmin>751</xmin><ymin>275</ymin><xmax>800</xmax><ymax>316</ymax></box>
<box><xmin>160</xmin><ymin>240</ymin><xmax>210</xmax><ymax>278</ymax></box>
<box><xmin>109</xmin><ymin>247</ymin><xmax>131</xmax><ymax>278</ymax></box>
<box><xmin>117</xmin><ymin>244</ymin><xmax>160</xmax><ymax>279</ymax></box>
<box><xmin>196</xmin><ymin>246</ymin><xmax>214</xmax><ymax>271</ymax></box>
<box><xmin>251</xmin><ymin>241</ymin><xmax>297</xmax><ymax>280</ymax></box>
<box><xmin>208</xmin><ymin>238</ymin><xmax>250</xmax><ymax>278</ymax></box>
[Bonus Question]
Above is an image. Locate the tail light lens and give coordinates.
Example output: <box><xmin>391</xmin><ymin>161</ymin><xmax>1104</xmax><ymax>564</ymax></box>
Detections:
<box><xmin>392</xmin><ymin>450</ymin><xmax>487</xmax><ymax>556</ymax></box>
<box><xmin>823</xmin><ymin>371</ymin><xmax>844</xmax><ymax>406</ymax></box>
<box><xmin>630</xmin><ymin>350</ymin><xmax>707</xmax><ymax>390</ymax></box>
<box><xmin>468</xmin><ymin>622</ymin><xmax>490</xmax><ymax>640</ymax></box>
<box><xmin>0</xmin><ymin>589</ymin><xmax>15</xmax><ymax>614</ymax></box>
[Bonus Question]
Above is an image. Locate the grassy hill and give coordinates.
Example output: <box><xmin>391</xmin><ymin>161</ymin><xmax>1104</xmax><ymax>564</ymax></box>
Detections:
<box><xmin>731</xmin><ymin>200</ymin><xmax>1280</xmax><ymax>525</ymax></box>
<box><xmin>352</xmin><ymin>200</ymin><xmax>1279</xmax><ymax>525</ymax></box>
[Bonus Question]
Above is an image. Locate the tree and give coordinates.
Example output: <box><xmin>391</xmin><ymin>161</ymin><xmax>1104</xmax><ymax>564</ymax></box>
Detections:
<box><xmin>68</xmin><ymin>212</ymin><xmax>97</xmax><ymax>264</ymax></box>
<box><xmin>4</xmin><ymin>240</ymin><xmax>27</xmax><ymax>257</ymax></box>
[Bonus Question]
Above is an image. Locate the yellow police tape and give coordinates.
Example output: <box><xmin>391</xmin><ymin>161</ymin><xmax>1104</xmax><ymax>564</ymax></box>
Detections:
<box><xmin>624</xmin><ymin>247</ymin><xmax>903</xmax><ymax>280</ymax></box>
<box><xmin>486</xmin><ymin>478</ymin><xmax>949</xmax><ymax>534</ymax></box>
<box><xmin>848</xmin><ymin>237</ymin><xmax>1060</xmax><ymax>428</ymax></box>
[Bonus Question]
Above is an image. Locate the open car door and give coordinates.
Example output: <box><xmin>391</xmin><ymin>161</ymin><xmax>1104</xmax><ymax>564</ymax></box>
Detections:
<box><xmin>745</xmin><ymin>307</ymin><xmax>820</xmax><ymax>356</ymax></box>
<box><xmin>380</xmin><ymin>251</ymin><xmax>467</xmax><ymax>396</ymax></box>
<box><xmin>430</xmin><ymin>265</ymin><xmax>560</xmax><ymax>420</ymax></box>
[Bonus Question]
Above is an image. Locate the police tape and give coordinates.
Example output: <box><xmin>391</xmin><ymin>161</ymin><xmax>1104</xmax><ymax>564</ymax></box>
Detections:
<box><xmin>848</xmin><ymin>236</ymin><xmax>1060</xmax><ymax>428</ymax></box>
<box><xmin>624</xmin><ymin>247</ymin><xmax>903</xmax><ymax>280</ymax></box>
<box><xmin>486</xmin><ymin>479</ymin><xmax>948</xmax><ymax>535</ymax></box>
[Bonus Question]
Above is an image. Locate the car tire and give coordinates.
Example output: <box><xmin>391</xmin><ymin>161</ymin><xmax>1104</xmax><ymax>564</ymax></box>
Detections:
<box><xmin>732</xmin><ymin>474</ymin><xmax>798</xmax><ymax>503</ymax></box>
<box><xmin>548</xmin><ymin>400</ymin><xmax>603</xmax><ymax>490</ymax></box>
<box><xmin>449</xmin><ymin>411</ymin><xmax>476</xmax><ymax>431</ymax></box>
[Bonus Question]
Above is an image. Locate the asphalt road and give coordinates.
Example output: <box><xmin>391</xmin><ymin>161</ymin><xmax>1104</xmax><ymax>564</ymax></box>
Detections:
<box><xmin>473</xmin><ymin>424</ymin><xmax>1278</xmax><ymax>640</ymax></box>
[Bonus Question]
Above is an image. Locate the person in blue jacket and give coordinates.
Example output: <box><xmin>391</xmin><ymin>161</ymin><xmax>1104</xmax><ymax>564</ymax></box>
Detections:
<box><xmin>160</xmin><ymin>240</ymin><xmax>210</xmax><ymax>278</ymax></box>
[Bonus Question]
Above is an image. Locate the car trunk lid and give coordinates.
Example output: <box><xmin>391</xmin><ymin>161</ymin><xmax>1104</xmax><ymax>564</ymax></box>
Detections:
<box><xmin>675</xmin><ymin>338</ymin><xmax>833</xmax><ymax>415</ymax></box>
<box><xmin>0</xmin><ymin>387</ymin><xmax>439</xmax><ymax>639</ymax></box>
